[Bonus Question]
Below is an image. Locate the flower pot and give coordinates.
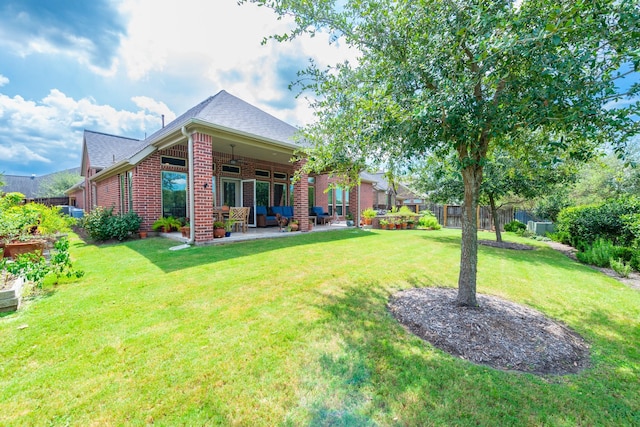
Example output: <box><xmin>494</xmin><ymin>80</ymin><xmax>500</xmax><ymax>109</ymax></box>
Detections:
<box><xmin>364</xmin><ymin>218</ymin><xmax>372</xmax><ymax>225</ymax></box>
<box><xmin>180</xmin><ymin>227</ymin><xmax>190</xmax><ymax>238</ymax></box>
<box><xmin>4</xmin><ymin>241</ymin><xmax>45</xmax><ymax>259</ymax></box>
<box><xmin>214</xmin><ymin>228</ymin><xmax>225</xmax><ymax>239</ymax></box>
<box><xmin>139</xmin><ymin>231</ymin><xmax>148</xmax><ymax>239</ymax></box>
<box><xmin>225</xmin><ymin>231</ymin><xmax>231</xmax><ymax>237</ymax></box>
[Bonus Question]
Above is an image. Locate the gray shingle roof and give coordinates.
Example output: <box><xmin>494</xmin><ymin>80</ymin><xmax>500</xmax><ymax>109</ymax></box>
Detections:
<box><xmin>144</xmin><ymin>90</ymin><xmax>299</xmax><ymax>147</ymax></box>
<box><xmin>1</xmin><ymin>167</ymin><xmax>81</xmax><ymax>198</ymax></box>
<box><xmin>84</xmin><ymin>130</ymin><xmax>145</xmax><ymax>169</ymax></box>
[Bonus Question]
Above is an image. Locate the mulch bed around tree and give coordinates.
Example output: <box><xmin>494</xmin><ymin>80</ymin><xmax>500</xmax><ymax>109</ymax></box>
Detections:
<box><xmin>478</xmin><ymin>240</ymin><xmax>536</xmax><ymax>250</ymax></box>
<box><xmin>388</xmin><ymin>287</ymin><xmax>590</xmax><ymax>375</ymax></box>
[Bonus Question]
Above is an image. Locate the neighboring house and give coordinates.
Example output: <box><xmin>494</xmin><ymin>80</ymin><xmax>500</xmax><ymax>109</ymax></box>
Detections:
<box><xmin>361</xmin><ymin>171</ymin><xmax>425</xmax><ymax>211</ymax></box>
<box><xmin>2</xmin><ymin>168</ymin><xmax>81</xmax><ymax>199</ymax></box>
<box><xmin>68</xmin><ymin>90</ymin><xmax>374</xmax><ymax>244</ymax></box>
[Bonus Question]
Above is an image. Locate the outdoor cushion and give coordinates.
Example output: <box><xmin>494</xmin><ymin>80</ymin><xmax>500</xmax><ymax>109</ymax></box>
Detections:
<box><xmin>311</xmin><ymin>206</ymin><xmax>332</xmax><ymax>224</ymax></box>
<box><xmin>256</xmin><ymin>205</ymin><xmax>277</xmax><ymax>227</ymax></box>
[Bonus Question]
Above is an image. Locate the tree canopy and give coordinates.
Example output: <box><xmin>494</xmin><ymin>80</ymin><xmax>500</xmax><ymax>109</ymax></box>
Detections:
<box><xmin>248</xmin><ymin>0</ymin><xmax>640</xmax><ymax>306</ymax></box>
<box><xmin>36</xmin><ymin>170</ymin><xmax>82</xmax><ymax>198</ymax></box>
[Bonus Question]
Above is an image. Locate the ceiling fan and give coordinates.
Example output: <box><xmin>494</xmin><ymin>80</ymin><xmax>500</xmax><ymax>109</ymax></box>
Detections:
<box><xmin>229</xmin><ymin>144</ymin><xmax>243</xmax><ymax>165</ymax></box>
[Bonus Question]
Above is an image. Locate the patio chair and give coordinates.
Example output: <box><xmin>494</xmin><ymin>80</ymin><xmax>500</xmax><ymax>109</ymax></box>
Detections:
<box><xmin>229</xmin><ymin>207</ymin><xmax>250</xmax><ymax>233</ymax></box>
<box><xmin>310</xmin><ymin>206</ymin><xmax>332</xmax><ymax>225</ymax></box>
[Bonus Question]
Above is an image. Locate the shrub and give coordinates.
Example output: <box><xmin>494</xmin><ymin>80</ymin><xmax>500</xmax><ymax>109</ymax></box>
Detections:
<box><xmin>418</xmin><ymin>213</ymin><xmax>441</xmax><ymax>230</ymax></box>
<box><xmin>610</xmin><ymin>257</ymin><xmax>631</xmax><ymax>278</ymax></box>
<box><xmin>576</xmin><ymin>238</ymin><xmax>615</xmax><ymax>268</ymax></box>
<box><xmin>152</xmin><ymin>216</ymin><xmax>181</xmax><ymax>232</ymax></box>
<box><xmin>555</xmin><ymin>196</ymin><xmax>640</xmax><ymax>248</ymax></box>
<box><xmin>82</xmin><ymin>207</ymin><xmax>142</xmax><ymax>242</ymax></box>
<box><xmin>362</xmin><ymin>208</ymin><xmax>377</xmax><ymax>219</ymax></box>
<box><xmin>504</xmin><ymin>220</ymin><xmax>526</xmax><ymax>233</ymax></box>
<box><xmin>631</xmin><ymin>250</ymin><xmax>640</xmax><ymax>272</ymax></box>
<box><xmin>575</xmin><ymin>238</ymin><xmax>631</xmax><ymax>268</ymax></box>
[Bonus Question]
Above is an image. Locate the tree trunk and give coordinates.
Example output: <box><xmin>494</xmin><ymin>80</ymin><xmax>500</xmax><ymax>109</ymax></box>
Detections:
<box><xmin>488</xmin><ymin>193</ymin><xmax>502</xmax><ymax>243</ymax></box>
<box><xmin>457</xmin><ymin>165</ymin><xmax>482</xmax><ymax>307</ymax></box>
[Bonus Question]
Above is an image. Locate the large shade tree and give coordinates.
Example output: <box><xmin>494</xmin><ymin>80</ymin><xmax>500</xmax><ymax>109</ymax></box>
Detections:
<box><xmin>248</xmin><ymin>0</ymin><xmax>640</xmax><ymax>306</ymax></box>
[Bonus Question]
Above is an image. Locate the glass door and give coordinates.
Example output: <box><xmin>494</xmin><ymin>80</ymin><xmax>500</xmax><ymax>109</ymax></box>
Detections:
<box><xmin>221</xmin><ymin>179</ymin><xmax>240</xmax><ymax>207</ymax></box>
<box><xmin>241</xmin><ymin>179</ymin><xmax>256</xmax><ymax>227</ymax></box>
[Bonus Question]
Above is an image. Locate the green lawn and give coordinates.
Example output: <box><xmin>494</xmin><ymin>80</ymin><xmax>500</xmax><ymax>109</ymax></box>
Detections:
<box><xmin>1</xmin><ymin>229</ymin><xmax>638</xmax><ymax>425</ymax></box>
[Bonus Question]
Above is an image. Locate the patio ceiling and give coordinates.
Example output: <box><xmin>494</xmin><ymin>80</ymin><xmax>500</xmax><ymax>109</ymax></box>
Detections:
<box><xmin>211</xmin><ymin>134</ymin><xmax>298</xmax><ymax>166</ymax></box>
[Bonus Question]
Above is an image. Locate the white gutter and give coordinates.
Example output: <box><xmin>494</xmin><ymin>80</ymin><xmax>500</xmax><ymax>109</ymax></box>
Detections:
<box><xmin>181</xmin><ymin>126</ymin><xmax>196</xmax><ymax>245</ymax></box>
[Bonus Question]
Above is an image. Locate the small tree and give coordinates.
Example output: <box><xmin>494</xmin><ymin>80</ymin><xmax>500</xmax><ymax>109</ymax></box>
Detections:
<box><xmin>36</xmin><ymin>170</ymin><xmax>82</xmax><ymax>198</ymax></box>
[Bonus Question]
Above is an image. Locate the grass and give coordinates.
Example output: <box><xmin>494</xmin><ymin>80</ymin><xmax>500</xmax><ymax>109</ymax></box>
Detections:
<box><xmin>0</xmin><ymin>228</ymin><xmax>638</xmax><ymax>425</ymax></box>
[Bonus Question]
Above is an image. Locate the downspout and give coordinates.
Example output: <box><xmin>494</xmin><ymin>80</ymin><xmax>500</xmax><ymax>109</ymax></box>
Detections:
<box><xmin>357</xmin><ymin>182</ymin><xmax>361</xmax><ymax>228</ymax></box>
<box><xmin>181</xmin><ymin>126</ymin><xmax>196</xmax><ymax>245</ymax></box>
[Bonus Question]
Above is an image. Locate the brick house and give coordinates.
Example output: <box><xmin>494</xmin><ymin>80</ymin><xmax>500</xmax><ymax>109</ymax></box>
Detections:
<box><xmin>67</xmin><ymin>90</ymin><xmax>374</xmax><ymax>244</ymax></box>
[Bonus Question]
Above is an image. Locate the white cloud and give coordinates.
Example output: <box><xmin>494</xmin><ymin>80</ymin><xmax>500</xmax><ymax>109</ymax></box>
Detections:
<box><xmin>0</xmin><ymin>74</ymin><xmax>8</xmax><ymax>87</ymax></box>
<box><xmin>131</xmin><ymin>96</ymin><xmax>175</xmax><ymax>121</ymax></box>
<box><xmin>0</xmin><ymin>89</ymin><xmax>174</xmax><ymax>174</ymax></box>
<box><xmin>116</xmin><ymin>0</ymin><xmax>358</xmax><ymax>126</ymax></box>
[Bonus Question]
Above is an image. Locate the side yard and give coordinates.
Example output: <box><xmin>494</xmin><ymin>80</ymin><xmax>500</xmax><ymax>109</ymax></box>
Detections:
<box><xmin>0</xmin><ymin>229</ymin><xmax>638</xmax><ymax>425</ymax></box>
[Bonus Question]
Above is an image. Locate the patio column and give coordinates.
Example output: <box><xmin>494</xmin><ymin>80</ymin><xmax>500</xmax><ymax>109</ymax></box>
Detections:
<box><xmin>192</xmin><ymin>132</ymin><xmax>213</xmax><ymax>243</ymax></box>
<box><xmin>349</xmin><ymin>184</ymin><xmax>359</xmax><ymax>224</ymax></box>
<box><xmin>293</xmin><ymin>159</ymin><xmax>310</xmax><ymax>231</ymax></box>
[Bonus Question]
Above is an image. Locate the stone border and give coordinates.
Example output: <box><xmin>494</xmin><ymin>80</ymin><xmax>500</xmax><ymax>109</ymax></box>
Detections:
<box><xmin>0</xmin><ymin>275</ymin><xmax>25</xmax><ymax>312</ymax></box>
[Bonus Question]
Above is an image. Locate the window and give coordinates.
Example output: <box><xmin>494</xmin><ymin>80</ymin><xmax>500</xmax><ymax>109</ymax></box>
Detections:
<box><xmin>308</xmin><ymin>186</ymin><xmax>315</xmax><ymax>209</ymax></box>
<box><xmin>335</xmin><ymin>187</ymin><xmax>344</xmax><ymax>216</ymax></box>
<box><xmin>345</xmin><ymin>188</ymin><xmax>350</xmax><ymax>217</ymax></box>
<box><xmin>127</xmin><ymin>171</ymin><xmax>133</xmax><ymax>211</ymax></box>
<box><xmin>256</xmin><ymin>181</ymin><xmax>270</xmax><ymax>207</ymax></box>
<box><xmin>212</xmin><ymin>176</ymin><xmax>217</xmax><ymax>207</ymax></box>
<box><xmin>161</xmin><ymin>156</ymin><xmax>187</xmax><ymax>168</ymax></box>
<box><xmin>222</xmin><ymin>165</ymin><xmax>241</xmax><ymax>174</ymax></box>
<box><xmin>274</xmin><ymin>172</ymin><xmax>287</xmax><ymax>180</ymax></box>
<box><xmin>328</xmin><ymin>188</ymin><xmax>333</xmax><ymax>215</ymax></box>
<box><xmin>119</xmin><ymin>174</ymin><xmax>126</xmax><ymax>214</ymax></box>
<box><xmin>256</xmin><ymin>169</ymin><xmax>270</xmax><ymax>178</ymax></box>
<box><xmin>162</xmin><ymin>171</ymin><xmax>187</xmax><ymax>219</ymax></box>
<box><xmin>273</xmin><ymin>183</ymin><xmax>287</xmax><ymax>206</ymax></box>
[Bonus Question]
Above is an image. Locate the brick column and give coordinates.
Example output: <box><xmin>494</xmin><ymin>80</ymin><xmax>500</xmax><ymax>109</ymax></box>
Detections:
<box><xmin>192</xmin><ymin>132</ymin><xmax>213</xmax><ymax>243</ymax></box>
<box><xmin>293</xmin><ymin>160</ymin><xmax>309</xmax><ymax>231</ymax></box>
<box><xmin>349</xmin><ymin>184</ymin><xmax>359</xmax><ymax>224</ymax></box>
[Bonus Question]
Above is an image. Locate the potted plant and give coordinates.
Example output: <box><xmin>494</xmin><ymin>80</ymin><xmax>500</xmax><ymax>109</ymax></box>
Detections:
<box><xmin>379</xmin><ymin>219</ymin><xmax>389</xmax><ymax>230</ymax></box>
<box><xmin>289</xmin><ymin>220</ymin><xmax>299</xmax><ymax>231</ymax></box>
<box><xmin>224</xmin><ymin>219</ymin><xmax>236</xmax><ymax>237</ymax></box>
<box><xmin>180</xmin><ymin>218</ymin><xmax>190</xmax><ymax>238</ymax></box>
<box><xmin>0</xmin><ymin>196</ymin><xmax>65</xmax><ymax>258</ymax></box>
<box><xmin>345</xmin><ymin>212</ymin><xmax>355</xmax><ymax>227</ymax></box>
<box><xmin>152</xmin><ymin>216</ymin><xmax>181</xmax><ymax>233</ymax></box>
<box><xmin>362</xmin><ymin>208</ymin><xmax>376</xmax><ymax>225</ymax></box>
<box><xmin>213</xmin><ymin>221</ymin><xmax>226</xmax><ymax>238</ymax></box>
<box><xmin>406</xmin><ymin>219</ymin><xmax>415</xmax><ymax>229</ymax></box>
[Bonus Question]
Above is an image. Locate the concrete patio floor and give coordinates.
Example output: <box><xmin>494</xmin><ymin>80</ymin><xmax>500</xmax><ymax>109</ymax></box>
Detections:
<box><xmin>159</xmin><ymin>221</ymin><xmax>353</xmax><ymax>246</ymax></box>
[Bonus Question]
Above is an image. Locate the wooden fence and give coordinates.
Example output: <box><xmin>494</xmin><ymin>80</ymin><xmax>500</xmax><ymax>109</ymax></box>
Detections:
<box><xmin>27</xmin><ymin>197</ymin><xmax>71</xmax><ymax>207</ymax></box>
<box><xmin>425</xmin><ymin>203</ymin><xmax>514</xmax><ymax>231</ymax></box>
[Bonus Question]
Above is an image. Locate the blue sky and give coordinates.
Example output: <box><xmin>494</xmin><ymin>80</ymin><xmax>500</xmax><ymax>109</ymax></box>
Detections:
<box><xmin>0</xmin><ymin>1</ymin><xmax>637</xmax><ymax>177</ymax></box>
<box><xmin>0</xmin><ymin>0</ymin><xmax>355</xmax><ymax>176</ymax></box>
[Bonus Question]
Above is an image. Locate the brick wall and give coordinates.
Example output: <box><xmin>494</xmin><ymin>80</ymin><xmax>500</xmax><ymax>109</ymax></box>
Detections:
<box><xmin>95</xmin><ymin>174</ymin><xmax>121</xmax><ymax>212</ymax></box>
<box><xmin>133</xmin><ymin>151</ymin><xmax>162</xmax><ymax>232</ymax></box>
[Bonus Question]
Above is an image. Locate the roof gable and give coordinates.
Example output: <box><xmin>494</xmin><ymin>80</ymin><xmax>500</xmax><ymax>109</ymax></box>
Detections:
<box><xmin>145</xmin><ymin>90</ymin><xmax>299</xmax><ymax>146</ymax></box>
<box><xmin>83</xmin><ymin>130</ymin><xmax>144</xmax><ymax>170</ymax></box>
